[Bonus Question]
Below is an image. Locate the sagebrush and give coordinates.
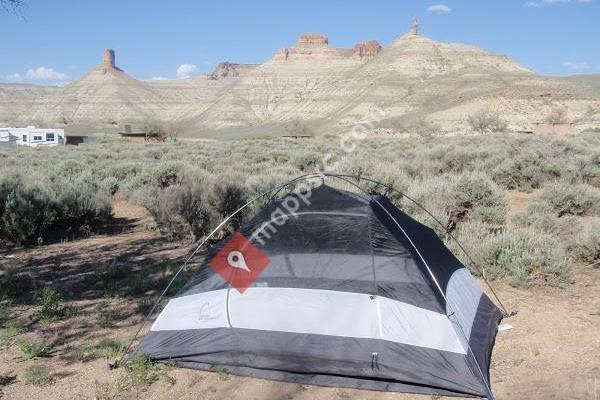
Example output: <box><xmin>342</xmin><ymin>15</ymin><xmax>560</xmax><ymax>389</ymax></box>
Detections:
<box><xmin>0</xmin><ymin>132</ymin><xmax>599</xmax><ymax>285</ymax></box>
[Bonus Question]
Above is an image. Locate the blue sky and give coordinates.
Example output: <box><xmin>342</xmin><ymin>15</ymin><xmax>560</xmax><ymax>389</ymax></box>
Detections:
<box><xmin>1</xmin><ymin>0</ymin><xmax>598</xmax><ymax>85</ymax></box>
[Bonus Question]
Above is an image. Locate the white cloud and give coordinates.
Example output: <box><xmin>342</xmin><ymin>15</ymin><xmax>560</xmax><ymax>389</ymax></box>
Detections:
<box><xmin>175</xmin><ymin>63</ymin><xmax>197</xmax><ymax>79</ymax></box>
<box><xmin>25</xmin><ymin>66</ymin><xmax>67</xmax><ymax>82</ymax></box>
<box><xmin>151</xmin><ymin>76</ymin><xmax>168</xmax><ymax>81</ymax></box>
<box><xmin>427</xmin><ymin>4</ymin><xmax>451</xmax><ymax>13</ymax></box>
<box><xmin>525</xmin><ymin>0</ymin><xmax>591</xmax><ymax>6</ymax></box>
<box><xmin>525</xmin><ymin>0</ymin><xmax>565</xmax><ymax>6</ymax></box>
<box><xmin>562</xmin><ymin>61</ymin><xmax>590</xmax><ymax>71</ymax></box>
<box><xmin>1</xmin><ymin>73</ymin><xmax>23</xmax><ymax>82</ymax></box>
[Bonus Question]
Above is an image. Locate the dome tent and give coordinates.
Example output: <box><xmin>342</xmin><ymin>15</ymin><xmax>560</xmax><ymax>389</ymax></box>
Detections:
<box><xmin>138</xmin><ymin>177</ymin><xmax>504</xmax><ymax>399</ymax></box>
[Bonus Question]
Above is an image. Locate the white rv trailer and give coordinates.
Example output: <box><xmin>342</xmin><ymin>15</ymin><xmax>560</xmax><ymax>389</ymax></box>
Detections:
<box><xmin>0</xmin><ymin>126</ymin><xmax>65</xmax><ymax>147</ymax></box>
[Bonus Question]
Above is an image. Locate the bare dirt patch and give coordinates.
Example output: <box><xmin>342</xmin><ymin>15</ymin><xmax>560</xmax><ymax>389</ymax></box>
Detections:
<box><xmin>506</xmin><ymin>189</ymin><xmax>539</xmax><ymax>224</ymax></box>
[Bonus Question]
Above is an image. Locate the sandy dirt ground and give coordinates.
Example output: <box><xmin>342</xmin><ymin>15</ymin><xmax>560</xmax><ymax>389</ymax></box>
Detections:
<box><xmin>1</xmin><ymin>201</ymin><xmax>599</xmax><ymax>400</ymax></box>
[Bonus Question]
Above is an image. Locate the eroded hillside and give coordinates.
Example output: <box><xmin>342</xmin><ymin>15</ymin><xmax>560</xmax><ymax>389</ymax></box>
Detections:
<box><xmin>1</xmin><ymin>25</ymin><xmax>599</xmax><ymax>136</ymax></box>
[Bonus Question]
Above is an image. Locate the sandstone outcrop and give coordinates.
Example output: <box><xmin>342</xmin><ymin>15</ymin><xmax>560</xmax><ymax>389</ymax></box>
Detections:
<box><xmin>210</xmin><ymin>62</ymin><xmax>258</xmax><ymax>79</ymax></box>
<box><xmin>353</xmin><ymin>40</ymin><xmax>382</xmax><ymax>59</ymax></box>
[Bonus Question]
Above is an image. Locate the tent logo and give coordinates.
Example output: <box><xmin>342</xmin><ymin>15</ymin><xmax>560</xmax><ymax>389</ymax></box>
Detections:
<box><xmin>198</xmin><ymin>302</ymin><xmax>217</xmax><ymax>321</ymax></box>
<box><xmin>209</xmin><ymin>232</ymin><xmax>270</xmax><ymax>294</ymax></box>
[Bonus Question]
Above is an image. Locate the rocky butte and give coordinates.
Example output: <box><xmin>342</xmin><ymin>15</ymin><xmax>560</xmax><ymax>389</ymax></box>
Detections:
<box><xmin>102</xmin><ymin>49</ymin><xmax>116</xmax><ymax>69</ymax></box>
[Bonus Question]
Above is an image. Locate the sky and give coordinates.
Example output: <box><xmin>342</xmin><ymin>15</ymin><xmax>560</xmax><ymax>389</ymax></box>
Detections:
<box><xmin>0</xmin><ymin>0</ymin><xmax>598</xmax><ymax>85</ymax></box>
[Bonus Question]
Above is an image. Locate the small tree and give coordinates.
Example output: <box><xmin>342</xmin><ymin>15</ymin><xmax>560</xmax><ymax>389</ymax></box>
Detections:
<box><xmin>284</xmin><ymin>118</ymin><xmax>313</xmax><ymax>137</ymax></box>
<box><xmin>467</xmin><ymin>109</ymin><xmax>508</xmax><ymax>134</ymax></box>
<box><xmin>407</xmin><ymin>118</ymin><xmax>441</xmax><ymax>138</ymax></box>
<box><xmin>142</xmin><ymin>117</ymin><xmax>166</xmax><ymax>142</ymax></box>
<box><xmin>165</xmin><ymin>121</ymin><xmax>183</xmax><ymax>141</ymax></box>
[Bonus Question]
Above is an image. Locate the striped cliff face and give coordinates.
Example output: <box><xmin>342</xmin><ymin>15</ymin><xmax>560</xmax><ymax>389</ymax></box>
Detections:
<box><xmin>139</xmin><ymin>185</ymin><xmax>502</xmax><ymax>398</ymax></box>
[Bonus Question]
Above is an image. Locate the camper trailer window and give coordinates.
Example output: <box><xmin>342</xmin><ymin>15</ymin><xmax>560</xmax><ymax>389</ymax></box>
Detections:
<box><xmin>33</xmin><ymin>135</ymin><xmax>42</xmax><ymax>141</ymax></box>
<box><xmin>46</xmin><ymin>133</ymin><xmax>55</xmax><ymax>141</ymax></box>
<box><xmin>22</xmin><ymin>135</ymin><xmax>27</xmax><ymax>142</ymax></box>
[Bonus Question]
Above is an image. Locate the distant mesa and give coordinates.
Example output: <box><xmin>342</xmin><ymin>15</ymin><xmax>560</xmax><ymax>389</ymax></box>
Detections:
<box><xmin>275</xmin><ymin>34</ymin><xmax>382</xmax><ymax>60</ymax></box>
<box><xmin>298</xmin><ymin>34</ymin><xmax>329</xmax><ymax>45</ymax></box>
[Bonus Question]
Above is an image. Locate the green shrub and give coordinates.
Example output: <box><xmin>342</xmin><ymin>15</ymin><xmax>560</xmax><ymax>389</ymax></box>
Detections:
<box><xmin>0</xmin><ymin>319</ymin><xmax>24</xmax><ymax>346</ymax></box>
<box><xmin>0</xmin><ymin>267</ymin><xmax>34</xmax><ymax>302</ymax></box>
<box><xmin>0</xmin><ymin>302</ymin><xmax>8</xmax><ymax>321</ymax></box>
<box><xmin>1</xmin><ymin>131</ymin><xmax>599</xmax><ymax>290</ymax></box>
<box><xmin>136</xmin><ymin>163</ymin><xmax>181</xmax><ymax>189</ymax></box>
<box><xmin>451</xmin><ymin>173</ymin><xmax>508</xmax><ymax>225</ymax></box>
<box><xmin>211</xmin><ymin>180</ymin><xmax>249</xmax><ymax>231</ymax></box>
<box><xmin>37</xmin><ymin>288</ymin><xmax>62</xmax><ymax>320</ymax></box>
<box><xmin>18</xmin><ymin>339</ymin><xmax>53</xmax><ymax>360</ymax></box>
<box><xmin>535</xmin><ymin>183</ymin><xmax>600</xmax><ymax>217</ymax></box>
<box><xmin>142</xmin><ymin>174</ymin><xmax>237</xmax><ymax>241</ymax></box>
<box><xmin>52</xmin><ymin>180</ymin><xmax>113</xmax><ymax>237</ymax></box>
<box><xmin>120</xmin><ymin>353</ymin><xmax>160</xmax><ymax>388</ymax></box>
<box><xmin>451</xmin><ymin>223</ymin><xmax>570</xmax><ymax>285</ymax></box>
<box><xmin>290</xmin><ymin>152</ymin><xmax>322</xmax><ymax>172</ymax></box>
<box><xmin>491</xmin><ymin>152</ymin><xmax>544</xmax><ymax>191</ymax></box>
<box><xmin>135</xmin><ymin>297</ymin><xmax>154</xmax><ymax>316</ymax></box>
<box><xmin>570</xmin><ymin>222</ymin><xmax>600</xmax><ymax>265</ymax></box>
<box><xmin>24</xmin><ymin>365</ymin><xmax>51</xmax><ymax>386</ymax></box>
<box><xmin>545</xmin><ymin>107</ymin><xmax>568</xmax><ymax>125</ymax></box>
<box><xmin>144</xmin><ymin>186</ymin><xmax>203</xmax><ymax>241</ymax></box>
<box><xmin>74</xmin><ymin>338</ymin><xmax>124</xmax><ymax>362</ymax></box>
<box><xmin>403</xmin><ymin>173</ymin><xmax>507</xmax><ymax>233</ymax></box>
<box><xmin>97</xmin><ymin>308</ymin><xmax>124</xmax><ymax>328</ymax></box>
<box><xmin>96</xmin><ymin>338</ymin><xmax>125</xmax><ymax>358</ymax></box>
<box><xmin>35</xmin><ymin>288</ymin><xmax>78</xmax><ymax>322</ymax></box>
<box><xmin>0</xmin><ymin>180</ymin><xmax>56</xmax><ymax>245</ymax></box>
<box><xmin>467</xmin><ymin>110</ymin><xmax>508</xmax><ymax>134</ymax></box>
<box><xmin>101</xmin><ymin>176</ymin><xmax>120</xmax><ymax>196</ymax></box>
<box><xmin>0</xmin><ymin>175</ymin><xmax>112</xmax><ymax>246</ymax></box>
<box><xmin>514</xmin><ymin>206</ymin><xmax>580</xmax><ymax>239</ymax></box>
<box><xmin>211</xmin><ymin>365</ymin><xmax>231</xmax><ymax>381</ymax></box>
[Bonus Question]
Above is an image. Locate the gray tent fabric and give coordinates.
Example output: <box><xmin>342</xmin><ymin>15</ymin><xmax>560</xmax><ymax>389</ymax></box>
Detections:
<box><xmin>139</xmin><ymin>185</ymin><xmax>502</xmax><ymax>398</ymax></box>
